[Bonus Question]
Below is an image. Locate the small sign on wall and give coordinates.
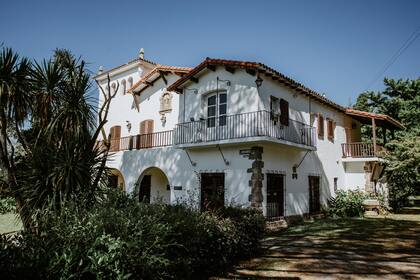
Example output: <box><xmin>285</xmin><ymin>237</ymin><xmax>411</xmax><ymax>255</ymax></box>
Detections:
<box><xmin>173</xmin><ymin>186</ymin><xmax>183</xmax><ymax>191</ymax></box>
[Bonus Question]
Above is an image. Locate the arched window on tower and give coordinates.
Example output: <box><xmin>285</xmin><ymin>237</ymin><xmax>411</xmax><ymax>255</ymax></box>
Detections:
<box><xmin>121</xmin><ymin>79</ymin><xmax>126</xmax><ymax>94</ymax></box>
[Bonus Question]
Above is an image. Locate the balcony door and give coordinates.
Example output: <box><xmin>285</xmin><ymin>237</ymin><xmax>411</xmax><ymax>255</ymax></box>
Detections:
<box><xmin>206</xmin><ymin>92</ymin><xmax>227</xmax><ymax>141</ymax></box>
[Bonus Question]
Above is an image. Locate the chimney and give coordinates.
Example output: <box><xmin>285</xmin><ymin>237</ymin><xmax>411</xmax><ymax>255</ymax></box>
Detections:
<box><xmin>139</xmin><ymin>48</ymin><xmax>144</xmax><ymax>60</ymax></box>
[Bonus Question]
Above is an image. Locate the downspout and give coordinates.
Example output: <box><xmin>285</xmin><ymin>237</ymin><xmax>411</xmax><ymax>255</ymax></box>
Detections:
<box><xmin>183</xmin><ymin>89</ymin><xmax>186</xmax><ymax>123</ymax></box>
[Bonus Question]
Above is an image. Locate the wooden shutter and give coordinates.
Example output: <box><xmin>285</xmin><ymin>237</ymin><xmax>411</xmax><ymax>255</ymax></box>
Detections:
<box><xmin>327</xmin><ymin>118</ymin><xmax>334</xmax><ymax>140</ymax></box>
<box><xmin>109</xmin><ymin>125</ymin><xmax>121</xmax><ymax>152</ymax></box>
<box><xmin>280</xmin><ymin>99</ymin><xmax>289</xmax><ymax>126</ymax></box>
<box><xmin>140</xmin><ymin>120</ymin><xmax>154</xmax><ymax>134</ymax></box>
<box><xmin>139</xmin><ymin>120</ymin><xmax>154</xmax><ymax>148</ymax></box>
<box><xmin>317</xmin><ymin>113</ymin><xmax>324</xmax><ymax>138</ymax></box>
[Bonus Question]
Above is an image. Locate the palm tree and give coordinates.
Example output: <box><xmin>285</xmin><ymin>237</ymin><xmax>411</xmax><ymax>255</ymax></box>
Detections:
<box><xmin>18</xmin><ymin>49</ymin><xmax>111</xmax><ymax>223</ymax></box>
<box><xmin>0</xmin><ymin>47</ymin><xmax>32</xmax><ymax>227</ymax></box>
<box><xmin>1</xmin><ymin>46</ymin><xmax>117</xmax><ymax>229</ymax></box>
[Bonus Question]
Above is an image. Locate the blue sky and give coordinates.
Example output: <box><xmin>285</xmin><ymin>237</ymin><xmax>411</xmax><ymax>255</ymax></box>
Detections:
<box><xmin>1</xmin><ymin>0</ymin><xmax>419</xmax><ymax>106</ymax></box>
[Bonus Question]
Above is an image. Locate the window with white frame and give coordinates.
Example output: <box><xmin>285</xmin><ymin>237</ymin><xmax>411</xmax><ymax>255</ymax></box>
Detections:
<box><xmin>207</xmin><ymin>91</ymin><xmax>227</xmax><ymax>127</ymax></box>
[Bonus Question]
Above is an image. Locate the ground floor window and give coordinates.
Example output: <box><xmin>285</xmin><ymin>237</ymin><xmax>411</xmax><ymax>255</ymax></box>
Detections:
<box><xmin>266</xmin><ymin>174</ymin><xmax>285</xmax><ymax>219</ymax></box>
<box><xmin>201</xmin><ymin>173</ymin><xmax>225</xmax><ymax>211</ymax></box>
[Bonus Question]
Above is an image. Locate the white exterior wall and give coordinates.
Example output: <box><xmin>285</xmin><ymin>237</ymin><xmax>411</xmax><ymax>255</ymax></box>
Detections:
<box><xmin>343</xmin><ymin>162</ymin><xmax>366</xmax><ymax>191</ymax></box>
<box><xmin>179</xmin><ymin>69</ymin><xmax>262</xmax><ymax>123</ymax></box>
<box><xmin>97</xmin><ymin>63</ymin><xmax>154</xmax><ymax>139</ymax></box>
<box><xmin>99</xmin><ymin>62</ymin><xmax>375</xmax><ymax>217</ymax></box>
<box><xmin>135</xmin><ymin>76</ymin><xmax>180</xmax><ymax>132</ymax></box>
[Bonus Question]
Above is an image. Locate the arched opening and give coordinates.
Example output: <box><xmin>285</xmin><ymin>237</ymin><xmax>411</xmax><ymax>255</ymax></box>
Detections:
<box><xmin>137</xmin><ymin>167</ymin><xmax>170</xmax><ymax>204</ymax></box>
<box><xmin>108</xmin><ymin>168</ymin><xmax>125</xmax><ymax>191</ymax></box>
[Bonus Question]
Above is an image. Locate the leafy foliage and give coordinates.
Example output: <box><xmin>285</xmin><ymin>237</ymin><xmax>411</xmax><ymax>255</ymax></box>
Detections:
<box><xmin>353</xmin><ymin>78</ymin><xmax>420</xmax><ymax>210</ymax></box>
<box><xmin>0</xmin><ymin>196</ymin><xmax>16</xmax><ymax>214</ymax></box>
<box><xmin>0</xmin><ymin>190</ymin><xmax>266</xmax><ymax>280</ymax></box>
<box><xmin>384</xmin><ymin>135</ymin><xmax>420</xmax><ymax>211</ymax></box>
<box><xmin>327</xmin><ymin>190</ymin><xmax>368</xmax><ymax>217</ymax></box>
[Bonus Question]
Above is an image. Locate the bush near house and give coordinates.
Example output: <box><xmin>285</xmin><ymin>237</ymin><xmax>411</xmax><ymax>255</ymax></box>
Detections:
<box><xmin>0</xmin><ymin>190</ymin><xmax>266</xmax><ymax>280</ymax></box>
<box><xmin>326</xmin><ymin>190</ymin><xmax>385</xmax><ymax>218</ymax></box>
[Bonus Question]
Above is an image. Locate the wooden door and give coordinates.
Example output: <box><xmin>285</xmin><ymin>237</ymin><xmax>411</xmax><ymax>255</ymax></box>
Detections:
<box><xmin>139</xmin><ymin>175</ymin><xmax>151</xmax><ymax>203</ymax></box>
<box><xmin>309</xmin><ymin>176</ymin><xmax>320</xmax><ymax>214</ymax></box>
<box><xmin>266</xmin><ymin>174</ymin><xmax>284</xmax><ymax>218</ymax></box>
<box><xmin>201</xmin><ymin>173</ymin><xmax>225</xmax><ymax>211</ymax></box>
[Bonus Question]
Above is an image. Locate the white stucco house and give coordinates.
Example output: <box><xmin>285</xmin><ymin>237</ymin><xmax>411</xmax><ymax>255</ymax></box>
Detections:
<box><xmin>95</xmin><ymin>50</ymin><xmax>403</xmax><ymax>219</ymax></box>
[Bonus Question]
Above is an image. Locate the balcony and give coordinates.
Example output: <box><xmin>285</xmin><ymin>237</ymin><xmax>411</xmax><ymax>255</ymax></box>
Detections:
<box><xmin>108</xmin><ymin>130</ymin><xmax>173</xmax><ymax>152</ymax></box>
<box><xmin>341</xmin><ymin>142</ymin><xmax>384</xmax><ymax>159</ymax></box>
<box><xmin>174</xmin><ymin>110</ymin><xmax>316</xmax><ymax>149</ymax></box>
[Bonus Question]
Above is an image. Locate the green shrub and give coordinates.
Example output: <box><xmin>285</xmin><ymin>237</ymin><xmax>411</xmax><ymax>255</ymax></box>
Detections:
<box><xmin>327</xmin><ymin>190</ymin><xmax>367</xmax><ymax>217</ymax></box>
<box><xmin>0</xmin><ymin>190</ymin><xmax>266</xmax><ymax>280</ymax></box>
<box><xmin>0</xmin><ymin>197</ymin><xmax>16</xmax><ymax>214</ymax></box>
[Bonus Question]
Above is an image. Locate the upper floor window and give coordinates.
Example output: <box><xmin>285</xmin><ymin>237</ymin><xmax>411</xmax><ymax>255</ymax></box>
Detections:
<box><xmin>270</xmin><ymin>96</ymin><xmax>280</xmax><ymax>123</ymax></box>
<box><xmin>279</xmin><ymin>98</ymin><xmax>289</xmax><ymax>126</ymax></box>
<box><xmin>327</xmin><ymin>118</ymin><xmax>335</xmax><ymax>141</ymax></box>
<box><xmin>317</xmin><ymin>113</ymin><xmax>324</xmax><ymax>138</ymax></box>
<box><xmin>207</xmin><ymin>91</ymin><xmax>227</xmax><ymax>127</ymax></box>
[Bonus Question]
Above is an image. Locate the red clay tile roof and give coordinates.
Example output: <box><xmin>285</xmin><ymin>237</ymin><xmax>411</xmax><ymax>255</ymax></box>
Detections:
<box><xmin>345</xmin><ymin>109</ymin><xmax>404</xmax><ymax>130</ymax></box>
<box><xmin>128</xmin><ymin>65</ymin><xmax>192</xmax><ymax>93</ymax></box>
<box><xmin>167</xmin><ymin>58</ymin><xmax>346</xmax><ymax>111</ymax></box>
<box><xmin>167</xmin><ymin>58</ymin><xmax>403</xmax><ymax>130</ymax></box>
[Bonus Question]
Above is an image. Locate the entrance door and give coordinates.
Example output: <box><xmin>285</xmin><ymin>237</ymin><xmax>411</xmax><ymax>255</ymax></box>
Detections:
<box><xmin>266</xmin><ymin>174</ymin><xmax>284</xmax><ymax>218</ymax></box>
<box><xmin>139</xmin><ymin>175</ymin><xmax>151</xmax><ymax>203</ymax></box>
<box><xmin>308</xmin><ymin>176</ymin><xmax>320</xmax><ymax>214</ymax></box>
<box><xmin>201</xmin><ymin>173</ymin><xmax>225</xmax><ymax>211</ymax></box>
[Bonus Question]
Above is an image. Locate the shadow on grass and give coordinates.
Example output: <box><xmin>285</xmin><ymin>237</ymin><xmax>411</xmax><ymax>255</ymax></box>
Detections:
<box><xmin>220</xmin><ymin>216</ymin><xmax>420</xmax><ymax>279</ymax></box>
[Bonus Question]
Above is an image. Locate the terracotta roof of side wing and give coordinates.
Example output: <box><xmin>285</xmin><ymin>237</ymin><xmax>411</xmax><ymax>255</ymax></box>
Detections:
<box><xmin>345</xmin><ymin>109</ymin><xmax>404</xmax><ymax>130</ymax></box>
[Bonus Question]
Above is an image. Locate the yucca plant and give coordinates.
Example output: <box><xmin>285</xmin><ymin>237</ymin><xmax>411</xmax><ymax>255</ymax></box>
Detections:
<box><xmin>0</xmin><ymin>46</ymin><xmax>117</xmax><ymax>229</ymax></box>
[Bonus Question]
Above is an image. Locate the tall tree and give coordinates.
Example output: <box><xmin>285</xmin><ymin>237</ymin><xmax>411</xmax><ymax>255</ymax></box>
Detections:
<box><xmin>354</xmin><ymin>77</ymin><xmax>420</xmax><ymax>211</ymax></box>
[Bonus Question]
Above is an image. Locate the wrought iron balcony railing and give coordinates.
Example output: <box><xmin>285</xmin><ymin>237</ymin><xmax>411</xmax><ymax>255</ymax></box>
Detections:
<box><xmin>107</xmin><ymin>130</ymin><xmax>173</xmax><ymax>152</ymax></box>
<box><xmin>174</xmin><ymin>110</ymin><xmax>316</xmax><ymax>148</ymax></box>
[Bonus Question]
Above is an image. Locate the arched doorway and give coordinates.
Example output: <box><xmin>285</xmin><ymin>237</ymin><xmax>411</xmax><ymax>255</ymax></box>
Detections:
<box><xmin>108</xmin><ymin>168</ymin><xmax>125</xmax><ymax>191</ymax></box>
<box><xmin>137</xmin><ymin>167</ymin><xmax>170</xmax><ymax>204</ymax></box>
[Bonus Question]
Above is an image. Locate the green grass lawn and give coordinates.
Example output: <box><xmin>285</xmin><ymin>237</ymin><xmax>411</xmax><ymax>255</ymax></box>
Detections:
<box><xmin>0</xmin><ymin>213</ymin><xmax>23</xmax><ymax>234</ymax></box>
